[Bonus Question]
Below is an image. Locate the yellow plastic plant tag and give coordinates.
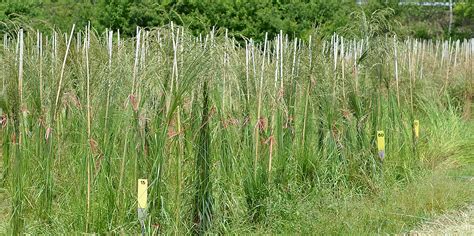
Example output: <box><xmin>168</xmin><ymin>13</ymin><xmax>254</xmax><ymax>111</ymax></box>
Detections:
<box><xmin>414</xmin><ymin>120</ymin><xmax>419</xmax><ymax>138</ymax></box>
<box><xmin>377</xmin><ymin>131</ymin><xmax>385</xmax><ymax>160</ymax></box>
<box><xmin>137</xmin><ymin>179</ymin><xmax>148</xmax><ymax>209</ymax></box>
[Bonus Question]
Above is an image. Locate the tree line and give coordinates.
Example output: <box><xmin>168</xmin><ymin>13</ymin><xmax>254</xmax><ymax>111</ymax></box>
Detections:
<box><xmin>1</xmin><ymin>0</ymin><xmax>473</xmax><ymax>40</ymax></box>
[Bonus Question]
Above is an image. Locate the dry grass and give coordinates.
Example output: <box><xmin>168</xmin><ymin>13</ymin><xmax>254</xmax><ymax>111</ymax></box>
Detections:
<box><xmin>409</xmin><ymin>160</ymin><xmax>474</xmax><ymax>235</ymax></box>
<box><xmin>410</xmin><ymin>204</ymin><xmax>474</xmax><ymax>235</ymax></box>
<box><xmin>0</xmin><ymin>190</ymin><xmax>9</xmax><ymax>234</ymax></box>
<box><xmin>0</xmin><ymin>155</ymin><xmax>9</xmax><ymax>234</ymax></box>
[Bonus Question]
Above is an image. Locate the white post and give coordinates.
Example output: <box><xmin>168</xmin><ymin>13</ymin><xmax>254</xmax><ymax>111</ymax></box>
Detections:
<box><xmin>448</xmin><ymin>0</ymin><xmax>453</xmax><ymax>35</ymax></box>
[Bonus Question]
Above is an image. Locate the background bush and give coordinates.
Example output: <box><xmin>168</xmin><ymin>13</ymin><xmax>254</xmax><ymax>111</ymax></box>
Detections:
<box><xmin>0</xmin><ymin>0</ymin><xmax>473</xmax><ymax>40</ymax></box>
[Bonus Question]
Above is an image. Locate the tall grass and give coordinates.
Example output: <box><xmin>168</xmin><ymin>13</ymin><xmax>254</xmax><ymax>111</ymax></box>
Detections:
<box><xmin>0</xmin><ymin>22</ymin><xmax>472</xmax><ymax>234</ymax></box>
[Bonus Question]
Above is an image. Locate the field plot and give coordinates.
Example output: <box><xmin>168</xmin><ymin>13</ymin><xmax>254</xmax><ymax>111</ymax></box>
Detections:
<box><xmin>0</xmin><ymin>24</ymin><xmax>472</xmax><ymax>234</ymax></box>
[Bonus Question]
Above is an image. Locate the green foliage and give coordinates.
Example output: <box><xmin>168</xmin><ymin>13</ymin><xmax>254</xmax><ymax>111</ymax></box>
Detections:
<box><xmin>2</xmin><ymin>0</ymin><xmax>471</xmax><ymax>40</ymax></box>
<box><xmin>3</xmin><ymin>2</ymin><xmax>35</xmax><ymax>18</ymax></box>
<box><xmin>453</xmin><ymin>0</ymin><xmax>474</xmax><ymax>38</ymax></box>
<box><xmin>454</xmin><ymin>0</ymin><xmax>474</xmax><ymax>19</ymax></box>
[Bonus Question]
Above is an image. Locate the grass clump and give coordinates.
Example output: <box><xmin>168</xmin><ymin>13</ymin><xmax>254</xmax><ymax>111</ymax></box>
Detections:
<box><xmin>0</xmin><ymin>22</ymin><xmax>472</xmax><ymax>234</ymax></box>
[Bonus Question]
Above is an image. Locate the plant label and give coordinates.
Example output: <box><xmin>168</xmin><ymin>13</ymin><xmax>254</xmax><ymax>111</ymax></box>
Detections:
<box><xmin>137</xmin><ymin>179</ymin><xmax>148</xmax><ymax>234</ymax></box>
<box><xmin>137</xmin><ymin>179</ymin><xmax>147</xmax><ymax>209</ymax></box>
<box><xmin>414</xmin><ymin>120</ymin><xmax>419</xmax><ymax>138</ymax></box>
<box><xmin>377</xmin><ymin>131</ymin><xmax>385</xmax><ymax>160</ymax></box>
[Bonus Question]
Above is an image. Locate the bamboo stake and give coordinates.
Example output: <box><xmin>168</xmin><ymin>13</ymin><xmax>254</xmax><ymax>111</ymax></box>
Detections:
<box><xmin>274</xmin><ymin>34</ymin><xmax>279</xmax><ymax>89</ymax></box>
<box><xmin>2</xmin><ymin>34</ymin><xmax>7</xmax><ymax>89</ymax></box>
<box><xmin>53</xmin><ymin>24</ymin><xmax>75</xmax><ymax>116</ymax></box>
<box><xmin>301</xmin><ymin>35</ymin><xmax>312</xmax><ymax>149</ymax></box>
<box><xmin>291</xmin><ymin>38</ymin><xmax>297</xmax><ymax>81</ymax></box>
<box><xmin>251</xmin><ymin>39</ymin><xmax>257</xmax><ymax>96</ymax></box>
<box><xmin>18</xmin><ymin>29</ymin><xmax>24</xmax><ymax>107</ymax></box>
<box><xmin>255</xmin><ymin>33</ymin><xmax>268</xmax><ymax>178</ymax></box>
<box><xmin>409</xmin><ymin>39</ymin><xmax>414</xmax><ymax>114</ymax></box>
<box><xmin>85</xmin><ymin>22</ymin><xmax>92</xmax><ymax>233</ymax></box>
<box><xmin>333</xmin><ymin>34</ymin><xmax>338</xmax><ymax>102</ymax></box>
<box><xmin>279</xmin><ymin>31</ymin><xmax>284</xmax><ymax>91</ymax></box>
<box><xmin>354</xmin><ymin>38</ymin><xmax>359</xmax><ymax>94</ymax></box>
<box><xmin>394</xmin><ymin>35</ymin><xmax>400</xmax><ymax>107</ymax></box>
<box><xmin>117</xmin><ymin>29</ymin><xmax>121</xmax><ymax>49</ymax></box>
<box><xmin>104</xmin><ymin>30</ymin><xmax>113</xmax><ymax>143</ymax></box>
<box><xmin>76</xmin><ymin>32</ymin><xmax>81</xmax><ymax>53</ymax></box>
<box><xmin>245</xmin><ymin>41</ymin><xmax>250</xmax><ymax>102</ymax></box>
<box><xmin>223</xmin><ymin>29</ymin><xmax>228</xmax><ymax>112</ymax></box>
<box><xmin>38</xmin><ymin>31</ymin><xmax>43</xmax><ymax>108</ymax></box>
<box><xmin>341</xmin><ymin>37</ymin><xmax>346</xmax><ymax>103</ymax></box>
<box><xmin>132</xmin><ymin>27</ymin><xmax>141</xmax><ymax>96</ymax></box>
